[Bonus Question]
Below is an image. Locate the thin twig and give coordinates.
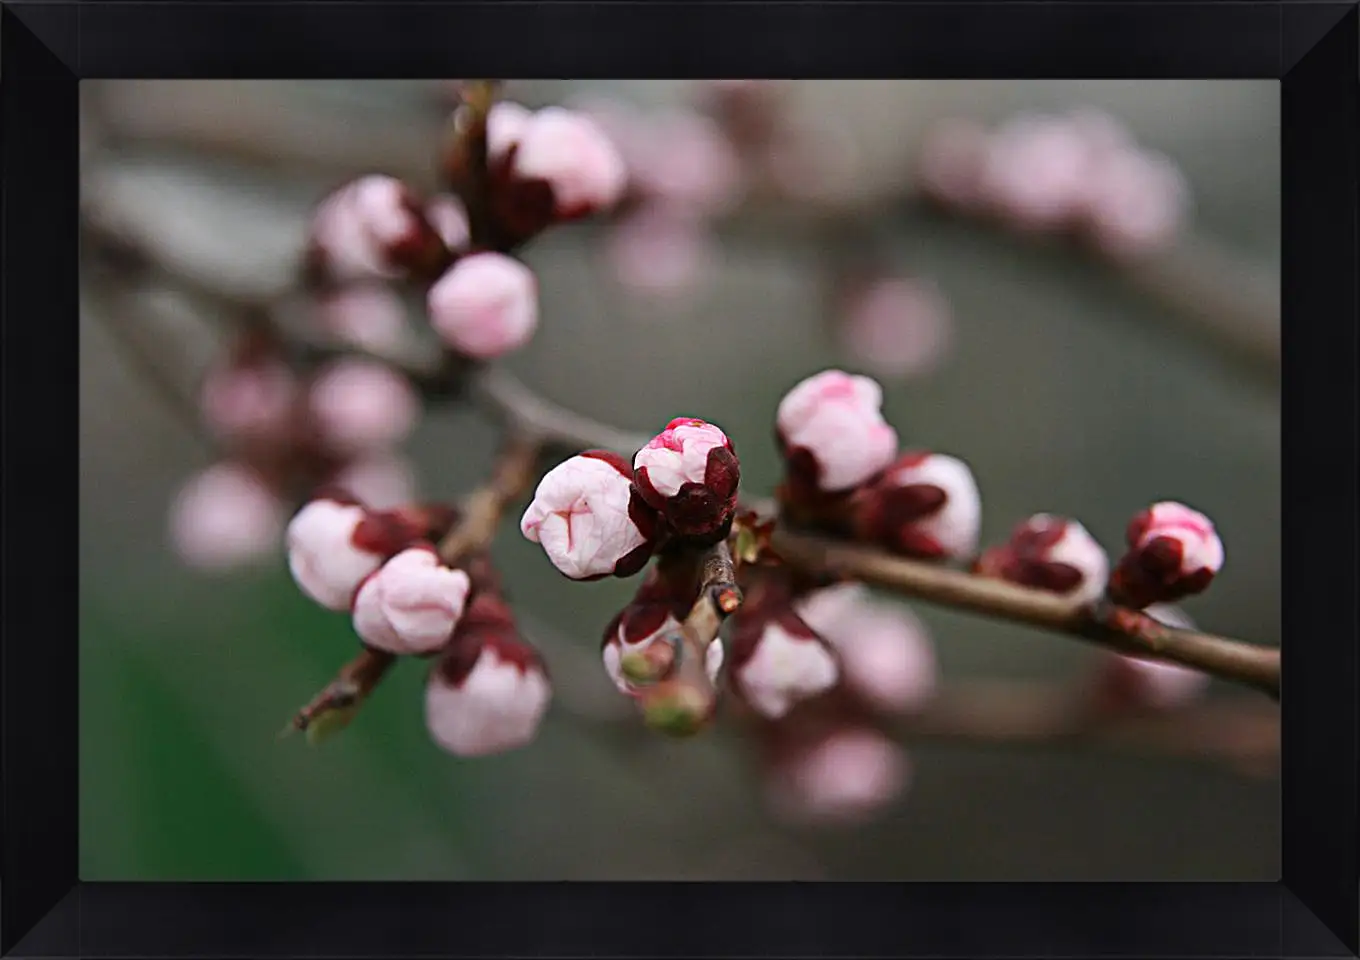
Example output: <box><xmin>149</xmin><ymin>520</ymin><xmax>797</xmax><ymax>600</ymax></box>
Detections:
<box><xmin>768</xmin><ymin>527</ymin><xmax>1280</xmax><ymax>700</ymax></box>
<box><xmin>470</xmin><ymin>366</ymin><xmax>652</xmax><ymax>456</ymax></box>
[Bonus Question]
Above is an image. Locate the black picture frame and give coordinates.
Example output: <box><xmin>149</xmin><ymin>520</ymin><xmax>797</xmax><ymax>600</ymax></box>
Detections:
<box><xmin>4</xmin><ymin>2</ymin><xmax>1356</xmax><ymax>956</ymax></box>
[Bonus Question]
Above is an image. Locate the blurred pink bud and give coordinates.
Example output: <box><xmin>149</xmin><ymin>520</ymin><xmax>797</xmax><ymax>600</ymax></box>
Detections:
<box><xmin>981</xmin><ymin>115</ymin><xmax>1095</xmax><ymax>231</ymax></box>
<box><xmin>776</xmin><ymin>369</ymin><xmax>899</xmax><ymax>492</ymax></box>
<box><xmin>425</xmin><ymin>194</ymin><xmax>470</xmax><ymax>251</ymax></box>
<box><xmin>520</xmin><ymin>451</ymin><xmax>655</xmax><ymax>580</ymax></box>
<box><xmin>1108</xmin><ymin>501</ymin><xmax>1223</xmax><ymax>609</ymax></box>
<box><xmin>169</xmin><ymin>462</ymin><xmax>286</xmax><ymax>571</ymax></box>
<box><xmin>631</xmin><ymin>110</ymin><xmax>744</xmax><ymax>216</ymax></box>
<box><xmin>312</xmin><ymin>285</ymin><xmax>409</xmax><ymax>354</ymax></box>
<box><xmin>327</xmin><ymin>455</ymin><xmax>416</xmax><ymax>511</ymax></box>
<box><xmin>837</xmin><ymin>277</ymin><xmax>953</xmax><ymax>380</ymax></box>
<box><xmin>767</xmin><ymin>728</ymin><xmax>910</xmax><ymax>825</ymax></box>
<box><xmin>796</xmin><ymin>587</ymin><xmax>937</xmax><ymax>714</ymax></box>
<box><xmin>426</xmin><ymin>638</ymin><xmax>552</xmax><ymax>757</ymax></box>
<box><xmin>976</xmin><ymin>513</ymin><xmax>1109</xmax><ymax>606</ymax></box>
<box><xmin>1082</xmin><ymin>149</ymin><xmax>1189</xmax><ymax>258</ymax></box>
<box><xmin>286</xmin><ymin>498</ymin><xmax>387</xmax><ymax>610</ymax></box>
<box><xmin>508</xmin><ymin>107</ymin><xmax>628</xmax><ymax>219</ymax></box>
<box><xmin>853</xmin><ymin>452</ymin><xmax>982</xmax><ymax>560</ymax></box>
<box><xmin>198</xmin><ymin>357</ymin><xmax>298</xmax><ymax>444</ymax></box>
<box><xmin>427</xmin><ymin>252</ymin><xmax>539</xmax><ymax>359</ymax></box>
<box><xmin>916</xmin><ymin>118</ymin><xmax>993</xmax><ymax>210</ymax></box>
<box><xmin>352</xmin><ymin>546</ymin><xmax>471</xmax><ymax>654</ymax></box>
<box><xmin>632</xmin><ymin>418</ymin><xmax>741</xmax><ymax>540</ymax></box>
<box><xmin>307</xmin><ymin>359</ymin><xmax>419</xmax><ymax>455</ymax></box>
<box><xmin>307</xmin><ymin>175</ymin><xmax>436</xmax><ymax>282</ymax></box>
<box><xmin>486</xmin><ymin>101</ymin><xmax>535</xmax><ymax>160</ymax></box>
<box><xmin>604</xmin><ymin>204</ymin><xmax>714</xmax><ymax>300</ymax></box>
<box><xmin>731</xmin><ymin>617</ymin><xmax>840</xmax><ymax>719</ymax></box>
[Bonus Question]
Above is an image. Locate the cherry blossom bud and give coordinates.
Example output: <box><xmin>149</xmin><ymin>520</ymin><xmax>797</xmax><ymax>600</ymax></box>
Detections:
<box><xmin>729</xmin><ymin>614</ymin><xmax>840</xmax><ymax>719</ymax></box>
<box><xmin>307</xmin><ymin>359</ymin><xmax>419</xmax><ymax>455</ymax></box>
<box><xmin>1108</xmin><ymin>501</ymin><xmax>1223</xmax><ymax>609</ymax></box>
<box><xmin>1093</xmin><ymin>604</ymin><xmax>1210</xmax><ymax>710</ymax></box>
<box><xmin>776</xmin><ymin>370</ymin><xmax>899</xmax><ymax>493</ymax></box>
<box><xmin>486</xmin><ymin>101</ymin><xmax>535</xmax><ymax>162</ymax></box>
<box><xmin>425</xmin><ymin>194</ymin><xmax>470</xmax><ymax>251</ymax></box>
<box><xmin>169</xmin><ymin>462</ymin><xmax>286</xmax><ymax>570</ymax></box>
<box><xmin>632</xmin><ymin>418</ymin><xmax>741</xmax><ymax>541</ymax></box>
<box><xmin>505</xmin><ymin>106</ymin><xmax>628</xmax><ymax>219</ymax></box>
<box><xmin>852</xmin><ymin>451</ymin><xmax>981</xmax><ymax>560</ymax></box>
<box><xmin>837</xmin><ymin>277</ymin><xmax>953</xmax><ymax>380</ymax></box>
<box><xmin>602</xmin><ymin>602</ymin><xmax>726</xmax><ymax>694</ymax></box>
<box><xmin>1082</xmin><ymin>149</ymin><xmax>1188</xmax><ymax>258</ymax></box>
<box><xmin>306</xmin><ymin>175</ymin><xmax>448</xmax><ymax>283</ymax></box>
<box><xmin>520</xmin><ymin>451</ymin><xmax>657</xmax><ymax>580</ymax></box>
<box><xmin>327</xmin><ymin>455</ymin><xmax>417</xmax><ymax>511</ymax></box>
<box><xmin>604</xmin><ymin>204</ymin><xmax>714</xmax><ymax>300</ymax></box>
<box><xmin>312</xmin><ymin>285</ymin><xmax>409</xmax><ymax>354</ymax></box>
<box><xmin>795</xmin><ymin>586</ymin><xmax>937</xmax><ymax>714</ymax></box>
<box><xmin>198</xmin><ymin>351</ymin><xmax>298</xmax><ymax>445</ymax></box>
<box><xmin>916</xmin><ymin>118</ymin><xmax>992</xmax><ymax>210</ymax></box>
<box><xmin>286</xmin><ymin>498</ymin><xmax>388</xmax><ymax>610</ymax></box>
<box><xmin>767</xmin><ymin>728</ymin><xmax>910</xmax><ymax>825</ymax></box>
<box><xmin>352</xmin><ymin>546</ymin><xmax>472</xmax><ymax>655</ymax></box>
<box><xmin>425</xmin><ymin>611</ymin><xmax>551</xmax><ymax>757</ymax></box>
<box><xmin>976</xmin><ymin>513</ymin><xmax>1109</xmax><ymax>606</ymax></box>
<box><xmin>426</xmin><ymin>252</ymin><xmax>539</xmax><ymax>359</ymax></box>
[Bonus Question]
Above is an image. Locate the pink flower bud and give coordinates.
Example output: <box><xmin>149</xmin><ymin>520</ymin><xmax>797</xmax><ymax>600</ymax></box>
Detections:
<box><xmin>853</xmin><ymin>451</ymin><xmax>981</xmax><ymax>560</ymax></box>
<box><xmin>169</xmin><ymin>462</ymin><xmax>286</xmax><ymax>570</ymax></box>
<box><xmin>1094</xmin><ymin>605</ymin><xmax>1210</xmax><ymax>710</ymax></box>
<box><xmin>980</xmin><ymin>115</ymin><xmax>1095</xmax><ymax>231</ymax></box>
<box><xmin>306</xmin><ymin>175</ymin><xmax>446</xmax><ymax>283</ymax></box>
<box><xmin>916</xmin><ymin>118</ymin><xmax>992</xmax><ymax>210</ymax></box>
<box><xmin>603</xmin><ymin>204</ymin><xmax>714</xmax><ymax>300</ymax></box>
<box><xmin>426</xmin><ymin>252</ymin><xmax>539</xmax><ymax>359</ymax></box>
<box><xmin>630</xmin><ymin>110</ymin><xmax>744</xmax><ymax>216</ymax></box>
<box><xmin>312</xmin><ymin>285</ymin><xmax>410</xmax><ymax>354</ymax></box>
<box><xmin>327</xmin><ymin>454</ymin><xmax>417</xmax><ymax>511</ymax></box>
<box><xmin>795</xmin><ymin>586</ymin><xmax>937</xmax><ymax>714</ymax></box>
<box><xmin>632</xmin><ymin>418</ymin><xmax>741</xmax><ymax>541</ymax></box>
<box><xmin>507</xmin><ymin>107</ymin><xmax>628</xmax><ymax>219</ymax></box>
<box><xmin>198</xmin><ymin>356</ymin><xmax>298</xmax><ymax>444</ymax></box>
<box><xmin>425</xmin><ymin>194</ymin><xmax>470</xmax><ymax>251</ymax></box>
<box><xmin>487</xmin><ymin>101</ymin><xmax>535</xmax><ymax>160</ymax></box>
<box><xmin>976</xmin><ymin>513</ymin><xmax>1109</xmax><ymax>606</ymax></box>
<box><xmin>286</xmin><ymin>498</ymin><xmax>388</xmax><ymax>610</ymax></box>
<box><xmin>776</xmin><ymin>370</ymin><xmax>899</xmax><ymax>493</ymax></box>
<box><xmin>767</xmin><ymin>728</ymin><xmax>910</xmax><ymax>825</ymax></box>
<box><xmin>352</xmin><ymin>546</ymin><xmax>472</xmax><ymax>655</ymax></box>
<box><xmin>730</xmin><ymin>615</ymin><xmax>840</xmax><ymax>719</ymax></box>
<box><xmin>837</xmin><ymin>277</ymin><xmax>953</xmax><ymax>380</ymax></box>
<box><xmin>307</xmin><ymin>359</ymin><xmax>419</xmax><ymax>455</ymax></box>
<box><xmin>520</xmin><ymin>451</ymin><xmax>656</xmax><ymax>580</ymax></box>
<box><xmin>426</xmin><ymin>634</ymin><xmax>552</xmax><ymax>757</ymax></box>
<box><xmin>1108</xmin><ymin>501</ymin><xmax>1223</xmax><ymax>609</ymax></box>
<box><xmin>1082</xmin><ymin>149</ymin><xmax>1188</xmax><ymax>258</ymax></box>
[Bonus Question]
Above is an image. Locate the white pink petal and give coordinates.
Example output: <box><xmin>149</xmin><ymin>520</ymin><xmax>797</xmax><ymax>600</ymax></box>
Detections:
<box><xmin>776</xmin><ymin>369</ymin><xmax>899</xmax><ymax>492</ymax></box>
<box><xmin>520</xmin><ymin>455</ymin><xmax>648</xmax><ymax>580</ymax></box>
<box><xmin>353</xmin><ymin>548</ymin><xmax>471</xmax><ymax>655</ymax></box>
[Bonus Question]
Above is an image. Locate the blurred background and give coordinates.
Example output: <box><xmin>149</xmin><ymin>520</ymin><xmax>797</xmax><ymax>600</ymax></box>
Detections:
<box><xmin>79</xmin><ymin>80</ymin><xmax>1280</xmax><ymax>881</ymax></box>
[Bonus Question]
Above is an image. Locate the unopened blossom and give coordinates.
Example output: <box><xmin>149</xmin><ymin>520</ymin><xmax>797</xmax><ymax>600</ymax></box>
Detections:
<box><xmin>198</xmin><ymin>352</ymin><xmax>298</xmax><ymax>445</ymax></box>
<box><xmin>604</xmin><ymin>203</ymin><xmax>714</xmax><ymax>300</ymax></box>
<box><xmin>169</xmin><ymin>462</ymin><xmax>286</xmax><ymax>570</ymax></box>
<box><xmin>1081</xmin><ymin>148</ymin><xmax>1188</xmax><ymax>258</ymax></box>
<box><xmin>306</xmin><ymin>175</ymin><xmax>447</xmax><ymax>283</ymax></box>
<box><xmin>425</xmin><ymin>602</ymin><xmax>551</xmax><ymax>757</ymax></box>
<box><xmin>852</xmin><ymin>451</ymin><xmax>982</xmax><ymax>560</ymax></box>
<box><xmin>327</xmin><ymin>455</ymin><xmax>417</xmax><ymax>511</ymax></box>
<box><xmin>601</xmin><ymin>602</ymin><xmax>724</xmax><ymax>694</ymax></box>
<box><xmin>730</xmin><ymin>615</ymin><xmax>840</xmax><ymax>719</ymax></box>
<box><xmin>1094</xmin><ymin>604</ymin><xmax>1210</xmax><ymax>710</ymax></box>
<box><xmin>632</xmin><ymin>418</ymin><xmax>741</xmax><ymax>541</ymax></box>
<box><xmin>916</xmin><ymin>118</ymin><xmax>992</xmax><ymax>210</ymax></box>
<box><xmin>312</xmin><ymin>285</ymin><xmax>410</xmax><ymax>354</ymax></box>
<box><xmin>776</xmin><ymin>370</ymin><xmax>899</xmax><ymax>493</ymax></box>
<box><xmin>767</xmin><ymin>728</ymin><xmax>910</xmax><ymax>825</ymax></box>
<box><xmin>426</xmin><ymin>252</ymin><xmax>539</xmax><ymax>360</ymax></box>
<box><xmin>286</xmin><ymin>498</ymin><xmax>388</xmax><ymax>610</ymax></box>
<box><xmin>492</xmin><ymin>103</ymin><xmax>628</xmax><ymax>220</ymax></box>
<box><xmin>795</xmin><ymin>585</ymin><xmax>937</xmax><ymax>714</ymax></box>
<box><xmin>520</xmin><ymin>451</ymin><xmax>657</xmax><ymax>580</ymax></box>
<box><xmin>976</xmin><ymin>513</ymin><xmax>1109</xmax><ymax>606</ymax></box>
<box><xmin>352</xmin><ymin>547</ymin><xmax>472</xmax><ymax>655</ymax></box>
<box><xmin>307</xmin><ymin>359</ymin><xmax>419</xmax><ymax>455</ymax></box>
<box><xmin>1108</xmin><ymin>501</ymin><xmax>1223</xmax><ymax>609</ymax></box>
<box><xmin>837</xmin><ymin>277</ymin><xmax>953</xmax><ymax>380</ymax></box>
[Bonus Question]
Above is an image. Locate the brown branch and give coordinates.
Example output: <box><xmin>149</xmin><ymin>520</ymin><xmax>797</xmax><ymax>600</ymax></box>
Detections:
<box><xmin>768</xmin><ymin>527</ymin><xmax>1280</xmax><ymax>700</ymax></box>
<box><xmin>443</xmin><ymin>80</ymin><xmax>501</xmax><ymax>248</ymax></box>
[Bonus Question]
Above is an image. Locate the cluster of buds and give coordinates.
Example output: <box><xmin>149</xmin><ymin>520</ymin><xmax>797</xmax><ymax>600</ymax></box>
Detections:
<box><xmin>776</xmin><ymin>369</ymin><xmax>982</xmax><ymax>562</ymax></box>
<box><xmin>916</xmin><ymin>109</ymin><xmax>1190</xmax><ymax>258</ymax></box>
<box><xmin>286</xmin><ymin>495</ymin><xmax>551</xmax><ymax>756</ymax></box>
<box><xmin>169</xmin><ymin>330</ymin><xmax>419</xmax><ymax>571</ymax></box>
